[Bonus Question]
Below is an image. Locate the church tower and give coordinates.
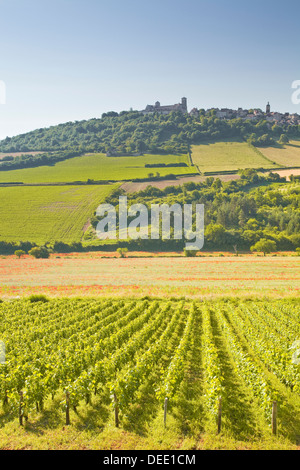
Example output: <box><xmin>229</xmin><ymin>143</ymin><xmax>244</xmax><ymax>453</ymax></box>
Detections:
<box><xmin>181</xmin><ymin>97</ymin><xmax>187</xmax><ymax>113</ymax></box>
<box><xmin>266</xmin><ymin>102</ymin><xmax>270</xmax><ymax>114</ymax></box>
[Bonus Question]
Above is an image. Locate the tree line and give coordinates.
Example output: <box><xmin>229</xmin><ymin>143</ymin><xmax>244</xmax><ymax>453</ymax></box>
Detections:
<box><xmin>93</xmin><ymin>169</ymin><xmax>300</xmax><ymax>253</ymax></box>
<box><xmin>0</xmin><ymin>109</ymin><xmax>298</xmax><ymax>170</ymax></box>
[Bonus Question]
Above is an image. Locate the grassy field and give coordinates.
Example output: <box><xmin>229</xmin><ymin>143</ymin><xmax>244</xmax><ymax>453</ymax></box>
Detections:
<box><xmin>191</xmin><ymin>141</ymin><xmax>280</xmax><ymax>173</ymax></box>
<box><xmin>0</xmin><ymin>184</ymin><xmax>118</xmax><ymax>244</ymax></box>
<box><xmin>0</xmin><ymin>153</ymin><xmax>197</xmax><ymax>184</ymax></box>
<box><xmin>0</xmin><ymin>253</ymin><xmax>298</xmax><ymax>299</ymax></box>
<box><xmin>259</xmin><ymin>140</ymin><xmax>300</xmax><ymax>167</ymax></box>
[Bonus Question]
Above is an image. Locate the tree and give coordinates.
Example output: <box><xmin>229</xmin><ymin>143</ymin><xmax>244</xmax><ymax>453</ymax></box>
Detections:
<box><xmin>205</xmin><ymin>223</ymin><xmax>226</xmax><ymax>246</ymax></box>
<box><xmin>14</xmin><ymin>249</ymin><xmax>26</xmax><ymax>258</ymax></box>
<box><xmin>212</xmin><ymin>178</ymin><xmax>222</xmax><ymax>190</ymax></box>
<box><xmin>29</xmin><ymin>246</ymin><xmax>50</xmax><ymax>259</ymax></box>
<box><xmin>279</xmin><ymin>133</ymin><xmax>289</xmax><ymax>144</ymax></box>
<box><xmin>117</xmin><ymin>247</ymin><xmax>128</xmax><ymax>258</ymax></box>
<box><xmin>250</xmin><ymin>238</ymin><xmax>277</xmax><ymax>256</ymax></box>
<box><xmin>183</xmin><ymin>248</ymin><xmax>198</xmax><ymax>257</ymax></box>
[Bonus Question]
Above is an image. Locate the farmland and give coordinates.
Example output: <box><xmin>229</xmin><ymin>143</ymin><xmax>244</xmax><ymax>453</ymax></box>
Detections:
<box><xmin>0</xmin><ymin>153</ymin><xmax>196</xmax><ymax>184</ymax></box>
<box><xmin>0</xmin><ymin>184</ymin><xmax>118</xmax><ymax>244</ymax></box>
<box><xmin>0</xmin><ymin>141</ymin><xmax>299</xmax><ymax>451</ymax></box>
<box><xmin>259</xmin><ymin>140</ymin><xmax>300</xmax><ymax>168</ymax></box>
<box><xmin>191</xmin><ymin>141</ymin><xmax>280</xmax><ymax>173</ymax></box>
<box><xmin>0</xmin><ymin>253</ymin><xmax>298</xmax><ymax>299</ymax></box>
<box><xmin>0</xmin><ymin>296</ymin><xmax>299</xmax><ymax>450</ymax></box>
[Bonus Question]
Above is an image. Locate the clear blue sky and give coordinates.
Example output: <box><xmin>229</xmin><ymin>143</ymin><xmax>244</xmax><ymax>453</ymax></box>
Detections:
<box><xmin>0</xmin><ymin>0</ymin><xmax>299</xmax><ymax>139</ymax></box>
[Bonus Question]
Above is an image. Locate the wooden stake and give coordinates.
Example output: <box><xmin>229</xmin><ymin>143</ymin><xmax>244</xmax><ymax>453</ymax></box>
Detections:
<box><xmin>19</xmin><ymin>391</ymin><xmax>23</xmax><ymax>426</ymax></box>
<box><xmin>217</xmin><ymin>397</ymin><xmax>222</xmax><ymax>434</ymax></box>
<box><xmin>272</xmin><ymin>401</ymin><xmax>277</xmax><ymax>435</ymax></box>
<box><xmin>164</xmin><ymin>397</ymin><xmax>168</xmax><ymax>427</ymax></box>
<box><xmin>66</xmin><ymin>391</ymin><xmax>70</xmax><ymax>425</ymax></box>
<box><xmin>114</xmin><ymin>393</ymin><xmax>119</xmax><ymax>428</ymax></box>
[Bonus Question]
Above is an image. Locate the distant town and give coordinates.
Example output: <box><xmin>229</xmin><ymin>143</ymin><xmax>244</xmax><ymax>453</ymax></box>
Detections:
<box><xmin>140</xmin><ymin>97</ymin><xmax>300</xmax><ymax>126</ymax></box>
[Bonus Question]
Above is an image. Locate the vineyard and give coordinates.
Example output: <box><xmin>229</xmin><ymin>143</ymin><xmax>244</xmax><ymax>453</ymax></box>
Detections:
<box><xmin>0</xmin><ymin>297</ymin><xmax>300</xmax><ymax>448</ymax></box>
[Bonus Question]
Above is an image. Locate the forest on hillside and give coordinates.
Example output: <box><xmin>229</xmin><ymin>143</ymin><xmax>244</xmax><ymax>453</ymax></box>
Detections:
<box><xmin>89</xmin><ymin>169</ymin><xmax>300</xmax><ymax>253</ymax></box>
<box><xmin>0</xmin><ymin>110</ymin><xmax>299</xmax><ymax>171</ymax></box>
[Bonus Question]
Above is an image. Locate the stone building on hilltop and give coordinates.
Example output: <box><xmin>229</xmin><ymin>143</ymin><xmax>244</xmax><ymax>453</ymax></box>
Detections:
<box><xmin>140</xmin><ymin>97</ymin><xmax>188</xmax><ymax>115</ymax></box>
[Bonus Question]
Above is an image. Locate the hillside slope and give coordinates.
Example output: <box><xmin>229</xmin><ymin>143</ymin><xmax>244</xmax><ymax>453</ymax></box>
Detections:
<box><xmin>1</xmin><ymin>109</ymin><xmax>299</xmax><ymax>160</ymax></box>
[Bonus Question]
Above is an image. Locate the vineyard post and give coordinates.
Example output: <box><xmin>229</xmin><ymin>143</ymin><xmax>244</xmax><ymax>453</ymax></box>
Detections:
<box><xmin>217</xmin><ymin>397</ymin><xmax>222</xmax><ymax>434</ymax></box>
<box><xmin>19</xmin><ymin>391</ymin><xmax>24</xmax><ymax>426</ymax></box>
<box><xmin>113</xmin><ymin>393</ymin><xmax>119</xmax><ymax>428</ymax></box>
<box><xmin>272</xmin><ymin>401</ymin><xmax>277</xmax><ymax>435</ymax></box>
<box><xmin>66</xmin><ymin>391</ymin><xmax>70</xmax><ymax>425</ymax></box>
<box><xmin>164</xmin><ymin>397</ymin><xmax>168</xmax><ymax>427</ymax></box>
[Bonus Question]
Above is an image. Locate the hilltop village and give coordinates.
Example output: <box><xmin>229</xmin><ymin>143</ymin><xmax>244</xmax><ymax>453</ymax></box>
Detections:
<box><xmin>140</xmin><ymin>97</ymin><xmax>300</xmax><ymax>126</ymax></box>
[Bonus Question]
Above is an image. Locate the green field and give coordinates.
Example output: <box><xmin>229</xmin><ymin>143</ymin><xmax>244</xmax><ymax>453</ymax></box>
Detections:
<box><xmin>0</xmin><ymin>152</ymin><xmax>196</xmax><ymax>246</ymax></box>
<box><xmin>0</xmin><ymin>153</ymin><xmax>197</xmax><ymax>184</ymax></box>
<box><xmin>0</xmin><ymin>184</ymin><xmax>118</xmax><ymax>243</ymax></box>
<box><xmin>0</xmin><ymin>297</ymin><xmax>299</xmax><ymax>450</ymax></box>
<box><xmin>191</xmin><ymin>141</ymin><xmax>280</xmax><ymax>173</ymax></box>
<box><xmin>259</xmin><ymin>140</ymin><xmax>300</xmax><ymax>167</ymax></box>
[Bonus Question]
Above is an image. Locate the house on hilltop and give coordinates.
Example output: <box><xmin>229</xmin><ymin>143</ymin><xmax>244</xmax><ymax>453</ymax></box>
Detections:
<box><xmin>140</xmin><ymin>97</ymin><xmax>188</xmax><ymax>115</ymax></box>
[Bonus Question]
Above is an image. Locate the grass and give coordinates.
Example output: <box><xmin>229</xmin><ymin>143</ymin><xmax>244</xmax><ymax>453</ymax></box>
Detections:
<box><xmin>0</xmin><ymin>153</ymin><xmax>197</xmax><ymax>244</ymax></box>
<box><xmin>0</xmin><ymin>184</ymin><xmax>118</xmax><ymax>244</ymax></box>
<box><xmin>259</xmin><ymin>140</ymin><xmax>300</xmax><ymax>167</ymax></box>
<box><xmin>0</xmin><ymin>153</ymin><xmax>197</xmax><ymax>184</ymax></box>
<box><xmin>0</xmin><ymin>389</ymin><xmax>297</xmax><ymax>450</ymax></box>
<box><xmin>191</xmin><ymin>140</ymin><xmax>280</xmax><ymax>173</ymax></box>
<box><xmin>0</xmin><ymin>393</ymin><xmax>296</xmax><ymax>450</ymax></box>
<box><xmin>0</xmin><ymin>253</ymin><xmax>298</xmax><ymax>299</ymax></box>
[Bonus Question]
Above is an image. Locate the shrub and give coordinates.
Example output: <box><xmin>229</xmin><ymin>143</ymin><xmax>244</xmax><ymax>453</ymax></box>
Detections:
<box><xmin>28</xmin><ymin>294</ymin><xmax>49</xmax><ymax>303</ymax></box>
<box><xmin>117</xmin><ymin>247</ymin><xmax>128</xmax><ymax>258</ymax></box>
<box><xmin>14</xmin><ymin>249</ymin><xmax>26</xmax><ymax>258</ymax></box>
<box><xmin>183</xmin><ymin>248</ymin><xmax>198</xmax><ymax>257</ymax></box>
<box><xmin>250</xmin><ymin>238</ymin><xmax>277</xmax><ymax>256</ymax></box>
<box><xmin>29</xmin><ymin>246</ymin><xmax>50</xmax><ymax>259</ymax></box>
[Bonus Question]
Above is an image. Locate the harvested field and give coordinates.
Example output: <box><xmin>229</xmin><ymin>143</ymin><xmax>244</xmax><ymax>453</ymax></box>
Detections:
<box><xmin>121</xmin><ymin>173</ymin><xmax>240</xmax><ymax>192</ymax></box>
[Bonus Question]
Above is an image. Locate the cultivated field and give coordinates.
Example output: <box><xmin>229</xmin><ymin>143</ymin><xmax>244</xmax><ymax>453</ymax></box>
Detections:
<box><xmin>259</xmin><ymin>140</ymin><xmax>300</xmax><ymax>167</ymax></box>
<box><xmin>267</xmin><ymin>168</ymin><xmax>300</xmax><ymax>180</ymax></box>
<box><xmin>0</xmin><ymin>297</ymin><xmax>299</xmax><ymax>450</ymax></box>
<box><xmin>0</xmin><ymin>184</ymin><xmax>118</xmax><ymax>244</ymax></box>
<box><xmin>191</xmin><ymin>141</ymin><xmax>280</xmax><ymax>173</ymax></box>
<box><xmin>0</xmin><ymin>253</ymin><xmax>298</xmax><ymax>299</ymax></box>
<box><xmin>121</xmin><ymin>173</ymin><xmax>241</xmax><ymax>193</ymax></box>
<box><xmin>0</xmin><ymin>153</ymin><xmax>197</xmax><ymax>184</ymax></box>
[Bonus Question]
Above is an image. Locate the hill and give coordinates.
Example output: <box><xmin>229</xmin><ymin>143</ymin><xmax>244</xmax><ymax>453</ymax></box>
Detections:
<box><xmin>0</xmin><ymin>109</ymin><xmax>299</xmax><ymax>252</ymax></box>
<box><xmin>1</xmin><ymin>109</ymin><xmax>300</xmax><ymax>167</ymax></box>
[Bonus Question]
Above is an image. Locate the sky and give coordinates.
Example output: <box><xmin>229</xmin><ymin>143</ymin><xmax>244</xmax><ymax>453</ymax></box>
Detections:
<box><xmin>0</xmin><ymin>0</ymin><xmax>300</xmax><ymax>139</ymax></box>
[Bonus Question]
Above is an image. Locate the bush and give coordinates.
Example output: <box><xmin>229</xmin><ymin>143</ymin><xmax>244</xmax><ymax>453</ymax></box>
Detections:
<box><xmin>14</xmin><ymin>249</ymin><xmax>26</xmax><ymax>258</ymax></box>
<box><xmin>250</xmin><ymin>238</ymin><xmax>277</xmax><ymax>256</ymax></box>
<box><xmin>117</xmin><ymin>247</ymin><xmax>128</xmax><ymax>258</ymax></box>
<box><xmin>183</xmin><ymin>248</ymin><xmax>198</xmax><ymax>257</ymax></box>
<box><xmin>28</xmin><ymin>294</ymin><xmax>49</xmax><ymax>303</ymax></box>
<box><xmin>28</xmin><ymin>246</ymin><xmax>50</xmax><ymax>258</ymax></box>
